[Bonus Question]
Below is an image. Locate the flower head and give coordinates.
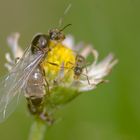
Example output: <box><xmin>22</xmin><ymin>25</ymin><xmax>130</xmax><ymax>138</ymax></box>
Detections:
<box><xmin>5</xmin><ymin>33</ymin><xmax>118</xmax><ymax>123</ymax></box>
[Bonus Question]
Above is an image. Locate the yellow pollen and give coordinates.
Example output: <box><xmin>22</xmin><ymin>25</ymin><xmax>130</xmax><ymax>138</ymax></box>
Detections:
<box><xmin>40</xmin><ymin>41</ymin><xmax>76</xmax><ymax>82</ymax></box>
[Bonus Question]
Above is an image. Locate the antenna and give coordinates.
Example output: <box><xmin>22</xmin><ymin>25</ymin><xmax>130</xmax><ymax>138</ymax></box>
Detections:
<box><xmin>58</xmin><ymin>3</ymin><xmax>72</xmax><ymax>28</ymax></box>
<box><xmin>59</xmin><ymin>24</ymin><xmax>72</xmax><ymax>32</ymax></box>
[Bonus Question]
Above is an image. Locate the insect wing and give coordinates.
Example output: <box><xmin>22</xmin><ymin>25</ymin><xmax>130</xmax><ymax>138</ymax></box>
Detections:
<box><xmin>0</xmin><ymin>47</ymin><xmax>44</xmax><ymax>122</ymax></box>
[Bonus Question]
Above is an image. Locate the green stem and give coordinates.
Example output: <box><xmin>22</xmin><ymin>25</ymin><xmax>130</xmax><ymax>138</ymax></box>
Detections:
<box><xmin>28</xmin><ymin>119</ymin><xmax>47</xmax><ymax>140</ymax></box>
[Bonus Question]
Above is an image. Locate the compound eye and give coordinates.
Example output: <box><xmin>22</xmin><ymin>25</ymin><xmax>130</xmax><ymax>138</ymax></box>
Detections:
<box><xmin>50</xmin><ymin>32</ymin><xmax>56</xmax><ymax>40</ymax></box>
<box><xmin>49</xmin><ymin>30</ymin><xmax>58</xmax><ymax>40</ymax></box>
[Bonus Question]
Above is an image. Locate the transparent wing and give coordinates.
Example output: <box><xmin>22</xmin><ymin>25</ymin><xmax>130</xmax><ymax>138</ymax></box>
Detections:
<box><xmin>0</xmin><ymin>46</ymin><xmax>44</xmax><ymax>122</ymax></box>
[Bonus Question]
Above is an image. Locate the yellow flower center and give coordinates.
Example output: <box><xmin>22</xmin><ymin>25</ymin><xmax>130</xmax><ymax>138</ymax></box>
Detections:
<box><xmin>40</xmin><ymin>41</ymin><xmax>76</xmax><ymax>83</ymax></box>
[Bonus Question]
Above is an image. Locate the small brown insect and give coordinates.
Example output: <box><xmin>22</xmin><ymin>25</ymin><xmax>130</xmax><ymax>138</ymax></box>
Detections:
<box><xmin>66</xmin><ymin>54</ymin><xmax>90</xmax><ymax>85</ymax></box>
<box><xmin>74</xmin><ymin>55</ymin><xmax>90</xmax><ymax>85</ymax></box>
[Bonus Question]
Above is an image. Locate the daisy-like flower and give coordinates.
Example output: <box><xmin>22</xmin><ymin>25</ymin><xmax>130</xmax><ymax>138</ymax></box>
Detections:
<box><xmin>4</xmin><ymin>33</ymin><xmax>117</xmax><ymax>123</ymax></box>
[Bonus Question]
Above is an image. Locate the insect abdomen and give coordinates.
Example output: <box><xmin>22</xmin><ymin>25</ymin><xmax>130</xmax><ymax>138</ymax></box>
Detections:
<box><xmin>25</xmin><ymin>67</ymin><xmax>46</xmax><ymax>98</ymax></box>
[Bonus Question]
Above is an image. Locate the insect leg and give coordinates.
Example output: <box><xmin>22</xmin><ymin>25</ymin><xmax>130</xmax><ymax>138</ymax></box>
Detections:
<box><xmin>82</xmin><ymin>73</ymin><xmax>91</xmax><ymax>85</ymax></box>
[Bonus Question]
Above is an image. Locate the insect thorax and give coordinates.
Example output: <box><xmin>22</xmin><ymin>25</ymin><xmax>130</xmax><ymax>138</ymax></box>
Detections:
<box><xmin>31</xmin><ymin>34</ymin><xmax>50</xmax><ymax>54</ymax></box>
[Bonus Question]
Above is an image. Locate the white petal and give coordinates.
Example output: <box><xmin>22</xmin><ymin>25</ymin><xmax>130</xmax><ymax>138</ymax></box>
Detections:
<box><xmin>79</xmin><ymin>45</ymin><xmax>92</xmax><ymax>58</ymax></box>
<box><xmin>4</xmin><ymin>64</ymin><xmax>13</xmax><ymax>71</ymax></box>
<box><xmin>7</xmin><ymin>32</ymin><xmax>23</xmax><ymax>59</ymax></box>
<box><xmin>5</xmin><ymin>53</ymin><xmax>13</xmax><ymax>64</ymax></box>
<box><xmin>79</xmin><ymin>45</ymin><xmax>99</xmax><ymax>64</ymax></box>
<box><xmin>87</xmin><ymin>53</ymin><xmax>118</xmax><ymax>79</ymax></box>
<box><xmin>78</xmin><ymin>84</ymin><xmax>96</xmax><ymax>92</ymax></box>
<box><xmin>62</xmin><ymin>35</ymin><xmax>75</xmax><ymax>50</ymax></box>
<box><xmin>90</xmin><ymin>47</ymin><xmax>99</xmax><ymax>65</ymax></box>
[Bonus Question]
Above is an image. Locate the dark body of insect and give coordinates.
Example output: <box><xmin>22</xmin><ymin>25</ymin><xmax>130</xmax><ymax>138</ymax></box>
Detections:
<box><xmin>25</xmin><ymin>29</ymin><xmax>66</xmax><ymax>122</ymax></box>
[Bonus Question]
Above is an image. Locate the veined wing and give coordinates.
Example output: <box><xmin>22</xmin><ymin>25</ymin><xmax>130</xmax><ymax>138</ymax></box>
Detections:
<box><xmin>0</xmin><ymin>46</ymin><xmax>44</xmax><ymax>122</ymax></box>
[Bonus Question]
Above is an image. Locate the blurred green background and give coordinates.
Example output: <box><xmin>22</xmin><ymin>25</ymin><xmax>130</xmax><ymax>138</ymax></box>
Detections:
<box><xmin>0</xmin><ymin>0</ymin><xmax>140</xmax><ymax>140</ymax></box>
